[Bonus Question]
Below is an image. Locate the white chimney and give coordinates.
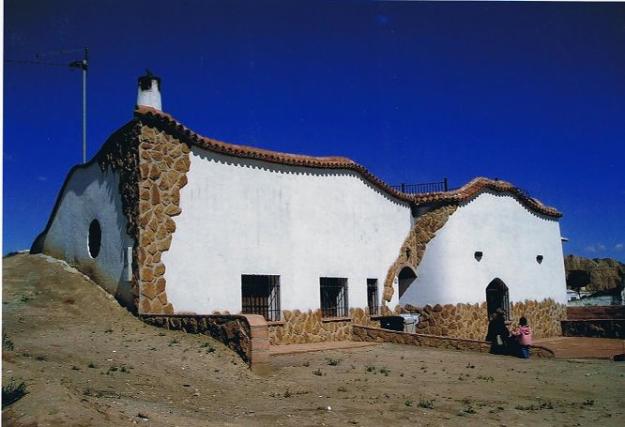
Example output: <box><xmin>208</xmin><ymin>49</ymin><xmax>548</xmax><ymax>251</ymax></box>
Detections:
<box><xmin>137</xmin><ymin>71</ymin><xmax>162</xmax><ymax>110</ymax></box>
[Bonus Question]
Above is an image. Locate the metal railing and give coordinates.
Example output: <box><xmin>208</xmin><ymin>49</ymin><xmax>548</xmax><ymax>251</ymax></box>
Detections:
<box><xmin>391</xmin><ymin>178</ymin><xmax>448</xmax><ymax>194</ymax></box>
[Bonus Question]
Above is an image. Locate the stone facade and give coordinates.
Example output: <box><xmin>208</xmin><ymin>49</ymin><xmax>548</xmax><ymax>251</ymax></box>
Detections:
<box><xmin>383</xmin><ymin>205</ymin><xmax>457</xmax><ymax>302</ymax></box>
<box><xmin>400</xmin><ymin>298</ymin><xmax>566</xmax><ymax>340</ymax></box>
<box><xmin>352</xmin><ymin>325</ymin><xmax>555</xmax><ymax>358</ymax></box>
<box><xmin>136</xmin><ymin>124</ymin><xmax>191</xmax><ymax>314</ymax></box>
<box><xmin>268</xmin><ymin>308</ymin><xmax>380</xmax><ymax>345</ymax></box>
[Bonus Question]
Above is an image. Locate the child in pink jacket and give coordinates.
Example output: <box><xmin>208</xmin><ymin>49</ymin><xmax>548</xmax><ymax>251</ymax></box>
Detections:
<box><xmin>512</xmin><ymin>317</ymin><xmax>532</xmax><ymax>359</ymax></box>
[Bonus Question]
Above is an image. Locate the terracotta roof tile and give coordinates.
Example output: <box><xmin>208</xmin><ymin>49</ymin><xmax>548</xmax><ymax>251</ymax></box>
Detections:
<box><xmin>134</xmin><ymin>106</ymin><xmax>562</xmax><ymax>218</ymax></box>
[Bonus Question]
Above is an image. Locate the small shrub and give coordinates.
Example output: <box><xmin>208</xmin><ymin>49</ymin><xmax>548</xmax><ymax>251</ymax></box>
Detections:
<box><xmin>303</xmin><ymin>361</ymin><xmax>310</xmax><ymax>367</ymax></box>
<box><xmin>464</xmin><ymin>406</ymin><xmax>476</xmax><ymax>414</ymax></box>
<box><xmin>35</xmin><ymin>355</ymin><xmax>47</xmax><ymax>361</ymax></box>
<box><xmin>583</xmin><ymin>399</ymin><xmax>595</xmax><ymax>406</ymax></box>
<box><xmin>404</xmin><ymin>399</ymin><xmax>413</xmax><ymax>407</ymax></box>
<box><xmin>379</xmin><ymin>367</ymin><xmax>390</xmax><ymax>376</ymax></box>
<box><xmin>2</xmin><ymin>379</ymin><xmax>27</xmax><ymax>408</ymax></box>
<box><xmin>104</xmin><ymin>328</ymin><xmax>113</xmax><ymax>333</ymax></box>
<box><xmin>283</xmin><ymin>389</ymin><xmax>292</xmax><ymax>398</ymax></box>
<box><xmin>88</xmin><ymin>362</ymin><xmax>97</xmax><ymax>369</ymax></box>
<box><xmin>326</xmin><ymin>358</ymin><xmax>341</xmax><ymax>366</ymax></box>
<box><xmin>365</xmin><ymin>365</ymin><xmax>376</xmax><ymax>373</ymax></box>
<box><xmin>313</xmin><ymin>368</ymin><xmax>323</xmax><ymax>376</ymax></box>
<box><xmin>418</xmin><ymin>399</ymin><xmax>434</xmax><ymax>409</ymax></box>
<box><xmin>2</xmin><ymin>333</ymin><xmax>14</xmax><ymax>351</ymax></box>
<box><xmin>337</xmin><ymin>386</ymin><xmax>347</xmax><ymax>392</ymax></box>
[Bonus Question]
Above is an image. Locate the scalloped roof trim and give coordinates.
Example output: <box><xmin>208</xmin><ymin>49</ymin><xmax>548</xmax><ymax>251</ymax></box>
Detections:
<box><xmin>134</xmin><ymin>106</ymin><xmax>561</xmax><ymax>218</ymax></box>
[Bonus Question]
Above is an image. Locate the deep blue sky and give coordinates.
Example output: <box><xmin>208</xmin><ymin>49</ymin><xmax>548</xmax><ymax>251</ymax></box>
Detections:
<box><xmin>4</xmin><ymin>1</ymin><xmax>625</xmax><ymax>261</ymax></box>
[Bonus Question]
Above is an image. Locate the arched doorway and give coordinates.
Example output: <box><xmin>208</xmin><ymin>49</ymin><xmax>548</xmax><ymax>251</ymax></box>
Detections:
<box><xmin>486</xmin><ymin>278</ymin><xmax>509</xmax><ymax>319</ymax></box>
<box><xmin>398</xmin><ymin>266</ymin><xmax>417</xmax><ymax>300</ymax></box>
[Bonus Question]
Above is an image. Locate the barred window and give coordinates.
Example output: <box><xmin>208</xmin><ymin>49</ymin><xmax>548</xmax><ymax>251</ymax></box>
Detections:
<box><xmin>320</xmin><ymin>277</ymin><xmax>348</xmax><ymax>318</ymax></box>
<box><xmin>241</xmin><ymin>275</ymin><xmax>280</xmax><ymax>321</ymax></box>
<box><xmin>367</xmin><ymin>279</ymin><xmax>379</xmax><ymax>315</ymax></box>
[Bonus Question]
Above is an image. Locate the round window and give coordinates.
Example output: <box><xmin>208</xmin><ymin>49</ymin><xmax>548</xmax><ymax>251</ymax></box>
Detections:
<box><xmin>88</xmin><ymin>219</ymin><xmax>102</xmax><ymax>258</ymax></box>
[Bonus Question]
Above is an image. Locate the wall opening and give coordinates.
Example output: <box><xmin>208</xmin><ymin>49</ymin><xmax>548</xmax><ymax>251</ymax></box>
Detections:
<box><xmin>398</xmin><ymin>266</ymin><xmax>417</xmax><ymax>300</ymax></box>
<box><xmin>320</xmin><ymin>277</ymin><xmax>348</xmax><ymax>318</ymax></box>
<box><xmin>486</xmin><ymin>278</ymin><xmax>510</xmax><ymax>320</ymax></box>
<box><xmin>88</xmin><ymin>219</ymin><xmax>102</xmax><ymax>258</ymax></box>
<box><xmin>367</xmin><ymin>278</ymin><xmax>379</xmax><ymax>315</ymax></box>
<box><xmin>241</xmin><ymin>275</ymin><xmax>280</xmax><ymax>321</ymax></box>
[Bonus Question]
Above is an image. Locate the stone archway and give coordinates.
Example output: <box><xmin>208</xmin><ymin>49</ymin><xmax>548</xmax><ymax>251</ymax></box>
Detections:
<box><xmin>486</xmin><ymin>278</ymin><xmax>510</xmax><ymax>319</ymax></box>
<box><xmin>398</xmin><ymin>266</ymin><xmax>417</xmax><ymax>300</ymax></box>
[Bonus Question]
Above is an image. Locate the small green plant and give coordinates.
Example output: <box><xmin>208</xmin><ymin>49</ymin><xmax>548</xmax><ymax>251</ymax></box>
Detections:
<box><xmin>88</xmin><ymin>362</ymin><xmax>97</xmax><ymax>369</ymax></box>
<box><xmin>283</xmin><ymin>389</ymin><xmax>292</xmax><ymax>398</ymax></box>
<box><xmin>379</xmin><ymin>367</ymin><xmax>390</xmax><ymax>376</ymax></box>
<box><xmin>404</xmin><ymin>399</ymin><xmax>413</xmax><ymax>407</ymax></box>
<box><xmin>303</xmin><ymin>361</ymin><xmax>310</xmax><ymax>367</ymax></box>
<box><xmin>35</xmin><ymin>355</ymin><xmax>47</xmax><ymax>361</ymax></box>
<box><xmin>477</xmin><ymin>375</ymin><xmax>494</xmax><ymax>382</ymax></box>
<box><xmin>463</xmin><ymin>406</ymin><xmax>476</xmax><ymax>414</ymax></box>
<box><xmin>3</xmin><ymin>333</ymin><xmax>14</xmax><ymax>351</ymax></box>
<box><xmin>337</xmin><ymin>386</ymin><xmax>347</xmax><ymax>392</ymax></box>
<box><xmin>365</xmin><ymin>365</ymin><xmax>376</xmax><ymax>373</ymax></box>
<box><xmin>2</xmin><ymin>379</ymin><xmax>27</xmax><ymax>408</ymax></box>
<box><xmin>313</xmin><ymin>368</ymin><xmax>323</xmax><ymax>376</ymax></box>
<box><xmin>583</xmin><ymin>399</ymin><xmax>595</xmax><ymax>406</ymax></box>
<box><xmin>326</xmin><ymin>358</ymin><xmax>341</xmax><ymax>366</ymax></box>
<box><xmin>418</xmin><ymin>399</ymin><xmax>434</xmax><ymax>409</ymax></box>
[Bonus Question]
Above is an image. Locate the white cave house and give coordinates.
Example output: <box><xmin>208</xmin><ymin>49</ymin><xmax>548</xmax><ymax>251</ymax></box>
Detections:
<box><xmin>32</xmin><ymin>74</ymin><xmax>568</xmax><ymax>343</ymax></box>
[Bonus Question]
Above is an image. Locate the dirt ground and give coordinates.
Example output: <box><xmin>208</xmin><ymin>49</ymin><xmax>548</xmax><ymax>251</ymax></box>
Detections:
<box><xmin>3</xmin><ymin>254</ymin><xmax>625</xmax><ymax>426</ymax></box>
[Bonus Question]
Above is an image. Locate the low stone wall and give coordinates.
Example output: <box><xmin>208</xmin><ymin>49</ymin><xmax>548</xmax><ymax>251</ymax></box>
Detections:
<box><xmin>268</xmin><ymin>308</ymin><xmax>380</xmax><ymax>345</ymax></box>
<box><xmin>352</xmin><ymin>325</ymin><xmax>555</xmax><ymax>358</ymax></box>
<box><xmin>561</xmin><ymin>319</ymin><xmax>625</xmax><ymax>338</ymax></box>
<box><xmin>141</xmin><ymin>314</ymin><xmax>270</xmax><ymax>372</ymax></box>
<box><xmin>567</xmin><ymin>306</ymin><xmax>625</xmax><ymax>320</ymax></box>
<box><xmin>400</xmin><ymin>298</ymin><xmax>566</xmax><ymax>340</ymax></box>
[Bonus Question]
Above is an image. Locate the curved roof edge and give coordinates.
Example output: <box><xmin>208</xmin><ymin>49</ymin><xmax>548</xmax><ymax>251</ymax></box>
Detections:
<box><xmin>134</xmin><ymin>106</ymin><xmax>562</xmax><ymax>218</ymax></box>
<box><xmin>413</xmin><ymin>177</ymin><xmax>562</xmax><ymax>218</ymax></box>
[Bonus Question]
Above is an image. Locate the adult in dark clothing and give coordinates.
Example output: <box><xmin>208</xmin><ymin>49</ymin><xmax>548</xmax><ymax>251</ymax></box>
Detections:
<box><xmin>485</xmin><ymin>309</ymin><xmax>510</xmax><ymax>355</ymax></box>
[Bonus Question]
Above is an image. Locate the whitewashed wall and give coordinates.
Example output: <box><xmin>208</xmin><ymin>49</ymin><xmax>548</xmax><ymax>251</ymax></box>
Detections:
<box><xmin>40</xmin><ymin>163</ymin><xmax>134</xmax><ymax>306</ymax></box>
<box><xmin>162</xmin><ymin>148</ymin><xmax>412</xmax><ymax>314</ymax></box>
<box><xmin>400</xmin><ymin>192</ymin><xmax>567</xmax><ymax>306</ymax></box>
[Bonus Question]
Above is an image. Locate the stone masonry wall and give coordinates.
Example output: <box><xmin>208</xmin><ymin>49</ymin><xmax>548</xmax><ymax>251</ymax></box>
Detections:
<box><xmin>141</xmin><ymin>314</ymin><xmax>271</xmax><ymax>371</ymax></box>
<box><xmin>383</xmin><ymin>205</ymin><xmax>457</xmax><ymax>302</ymax></box>
<box><xmin>268</xmin><ymin>308</ymin><xmax>380</xmax><ymax>345</ymax></box>
<box><xmin>352</xmin><ymin>325</ymin><xmax>555</xmax><ymax>358</ymax></box>
<box><xmin>136</xmin><ymin>124</ymin><xmax>191</xmax><ymax>314</ymax></box>
<box><xmin>400</xmin><ymin>298</ymin><xmax>566</xmax><ymax>340</ymax></box>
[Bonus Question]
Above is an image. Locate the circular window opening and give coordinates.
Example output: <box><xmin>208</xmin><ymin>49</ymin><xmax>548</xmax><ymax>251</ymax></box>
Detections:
<box><xmin>88</xmin><ymin>219</ymin><xmax>102</xmax><ymax>258</ymax></box>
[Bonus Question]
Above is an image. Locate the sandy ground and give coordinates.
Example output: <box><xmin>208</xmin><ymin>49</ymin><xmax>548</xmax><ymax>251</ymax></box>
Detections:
<box><xmin>3</xmin><ymin>253</ymin><xmax>625</xmax><ymax>426</ymax></box>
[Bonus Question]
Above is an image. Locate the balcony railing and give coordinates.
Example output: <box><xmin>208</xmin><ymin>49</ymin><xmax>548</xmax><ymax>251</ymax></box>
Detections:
<box><xmin>391</xmin><ymin>178</ymin><xmax>448</xmax><ymax>194</ymax></box>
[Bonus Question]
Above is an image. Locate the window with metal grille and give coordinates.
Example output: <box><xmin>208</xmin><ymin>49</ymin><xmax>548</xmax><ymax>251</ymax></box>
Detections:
<box><xmin>241</xmin><ymin>275</ymin><xmax>280</xmax><ymax>321</ymax></box>
<box><xmin>320</xmin><ymin>277</ymin><xmax>348</xmax><ymax>318</ymax></box>
<box><xmin>367</xmin><ymin>279</ymin><xmax>379</xmax><ymax>315</ymax></box>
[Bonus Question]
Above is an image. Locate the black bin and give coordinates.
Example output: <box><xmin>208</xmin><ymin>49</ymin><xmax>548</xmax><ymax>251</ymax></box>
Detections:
<box><xmin>379</xmin><ymin>316</ymin><xmax>405</xmax><ymax>331</ymax></box>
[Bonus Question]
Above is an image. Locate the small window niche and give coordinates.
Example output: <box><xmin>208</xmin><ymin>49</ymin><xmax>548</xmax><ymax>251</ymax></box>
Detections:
<box><xmin>474</xmin><ymin>251</ymin><xmax>483</xmax><ymax>262</ymax></box>
<box><xmin>536</xmin><ymin>255</ymin><xmax>544</xmax><ymax>264</ymax></box>
<box><xmin>88</xmin><ymin>219</ymin><xmax>102</xmax><ymax>258</ymax></box>
<box><xmin>241</xmin><ymin>275</ymin><xmax>281</xmax><ymax>321</ymax></box>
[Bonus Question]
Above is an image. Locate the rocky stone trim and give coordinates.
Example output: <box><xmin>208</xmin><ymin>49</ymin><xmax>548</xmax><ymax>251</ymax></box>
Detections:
<box><xmin>561</xmin><ymin>319</ymin><xmax>624</xmax><ymax>338</ymax></box>
<box><xmin>268</xmin><ymin>308</ymin><xmax>380</xmax><ymax>345</ymax></box>
<box><xmin>352</xmin><ymin>325</ymin><xmax>555</xmax><ymax>358</ymax></box>
<box><xmin>135</xmin><ymin>124</ymin><xmax>191</xmax><ymax>314</ymax></box>
<box><xmin>141</xmin><ymin>314</ymin><xmax>271</xmax><ymax>372</ymax></box>
<box><xmin>383</xmin><ymin>205</ymin><xmax>457</xmax><ymax>302</ymax></box>
<box><xmin>399</xmin><ymin>299</ymin><xmax>566</xmax><ymax>340</ymax></box>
